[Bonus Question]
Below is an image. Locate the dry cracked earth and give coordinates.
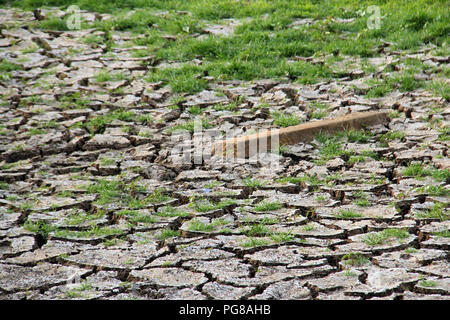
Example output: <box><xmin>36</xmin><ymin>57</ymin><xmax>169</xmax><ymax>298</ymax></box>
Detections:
<box><xmin>0</xmin><ymin>8</ymin><xmax>449</xmax><ymax>300</ymax></box>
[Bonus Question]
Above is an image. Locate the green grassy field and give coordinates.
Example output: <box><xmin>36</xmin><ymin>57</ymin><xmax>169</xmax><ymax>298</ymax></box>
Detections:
<box><xmin>1</xmin><ymin>0</ymin><xmax>448</xmax><ymax>96</ymax></box>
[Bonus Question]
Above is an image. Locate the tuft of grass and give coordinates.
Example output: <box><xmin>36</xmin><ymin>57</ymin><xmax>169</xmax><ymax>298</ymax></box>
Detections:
<box><xmin>243</xmin><ymin>223</ymin><xmax>271</xmax><ymax>237</ymax></box>
<box><xmin>363</xmin><ymin>228</ymin><xmax>410</xmax><ymax>246</ymax></box>
<box><xmin>415</xmin><ymin>202</ymin><xmax>448</xmax><ymax>221</ymax></box>
<box><xmin>379</xmin><ymin>131</ymin><xmax>405</xmax><ymax>146</ymax></box>
<box><xmin>166</xmin><ymin>119</ymin><xmax>213</xmax><ymax>134</ymax></box>
<box><xmin>243</xmin><ymin>178</ymin><xmax>266</xmax><ymax>189</ymax></box>
<box><xmin>156</xmin><ymin>229</ymin><xmax>180</xmax><ymax>240</ymax></box>
<box><xmin>418</xmin><ymin>280</ymin><xmax>438</xmax><ymax>288</ymax></box>
<box><xmin>188</xmin><ymin>218</ymin><xmax>231</xmax><ymax>232</ymax></box>
<box><xmin>156</xmin><ymin>205</ymin><xmax>190</xmax><ymax>217</ymax></box>
<box><xmin>335</xmin><ymin>209</ymin><xmax>363</xmax><ymax>219</ymax></box>
<box><xmin>253</xmin><ymin>201</ymin><xmax>283</xmax><ymax>212</ymax></box>
<box><xmin>241</xmin><ymin>237</ymin><xmax>271</xmax><ymax>248</ymax></box>
<box><xmin>270</xmin><ymin>231</ymin><xmax>295</xmax><ymax>243</ymax></box>
<box><xmin>190</xmin><ymin>198</ymin><xmax>236</xmax><ymax>213</ymax></box>
<box><xmin>271</xmin><ymin>111</ymin><xmax>302</xmax><ymax>127</ymax></box>
<box><xmin>341</xmin><ymin>252</ymin><xmax>370</xmax><ymax>267</ymax></box>
<box><xmin>94</xmin><ymin>70</ymin><xmax>127</xmax><ymax>83</ymax></box>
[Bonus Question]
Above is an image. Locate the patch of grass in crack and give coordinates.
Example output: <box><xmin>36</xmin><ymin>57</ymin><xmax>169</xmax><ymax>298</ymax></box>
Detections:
<box><xmin>353</xmin><ymin>191</ymin><xmax>370</xmax><ymax>207</ymax></box>
<box><xmin>156</xmin><ymin>229</ymin><xmax>180</xmax><ymax>240</ymax></box>
<box><xmin>243</xmin><ymin>178</ymin><xmax>266</xmax><ymax>189</ymax></box>
<box><xmin>269</xmin><ymin>231</ymin><xmax>296</xmax><ymax>243</ymax></box>
<box><xmin>314</xmin><ymin>133</ymin><xmax>353</xmax><ymax>165</ymax></box>
<box><xmin>63</xmin><ymin>209</ymin><xmax>105</xmax><ymax>226</ymax></box>
<box><xmin>253</xmin><ymin>201</ymin><xmax>283</xmax><ymax>212</ymax></box>
<box><xmin>156</xmin><ymin>205</ymin><xmax>190</xmax><ymax>217</ymax></box>
<box><xmin>188</xmin><ymin>218</ymin><xmax>231</xmax><ymax>232</ymax></box>
<box><xmin>87</xmin><ymin>179</ymin><xmax>122</xmax><ymax>205</ymax></box>
<box><xmin>419</xmin><ymin>280</ymin><xmax>438</xmax><ymax>288</ymax></box>
<box><xmin>415</xmin><ymin>202</ymin><xmax>449</xmax><ymax>221</ymax></box>
<box><xmin>53</xmin><ymin>226</ymin><xmax>124</xmax><ymax>239</ymax></box>
<box><xmin>402</xmin><ymin>163</ymin><xmax>449</xmax><ymax>183</ymax></box>
<box><xmin>341</xmin><ymin>252</ymin><xmax>370</xmax><ymax>267</ymax></box>
<box><xmin>166</xmin><ymin>119</ymin><xmax>213</xmax><ymax>134</ymax></box>
<box><xmin>363</xmin><ymin>228</ymin><xmax>410</xmax><ymax>246</ymax></box>
<box><xmin>414</xmin><ymin>185</ymin><xmax>449</xmax><ymax>197</ymax></box>
<box><xmin>335</xmin><ymin>209</ymin><xmax>363</xmax><ymax>219</ymax></box>
<box><xmin>241</xmin><ymin>237</ymin><xmax>271</xmax><ymax>248</ymax></box>
<box><xmin>271</xmin><ymin>111</ymin><xmax>302</xmax><ymax>127</ymax></box>
<box><xmin>189</xmin><ymin>198</ymin><xmax>236</xmax><ymax>213</ymax></box>
<box><xmin>379</xmin><ymin>131</ymin><xmax>405</xmax><ymax>146</ymax></box>
<box><xmin>116</xmin><ymin>209</ymin><xmax>159</xmax><ymax>225</ymax></box>
<box><xmin>24</xmin><ymin>220</ymin><xmax>56</xmax><ymax>241</ymax></box>
<box><xmin>432</xmin><ymin>230</ymin><xmax>450</xmax><ymax>238</ymax></box>
<box><xmin>243</xmin><ymin>223</ymin><xmax>271</xmax><ymax>237</ymax></box>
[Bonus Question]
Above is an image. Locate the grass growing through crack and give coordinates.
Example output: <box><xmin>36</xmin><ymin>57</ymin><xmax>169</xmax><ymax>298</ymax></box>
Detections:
<box><xmin>188</xmin><ymin>218</ymin><xmax>231</xmax><ymax>232</ymax></box>
<box><xmin>241</xmin><ymin>237</ymin><xmax>271</xmax><ymax>248</ymax></box>
<box><xmin>271</xmin><ymin>111</ymin><xmax>302</xmax><ymax>127</ymax></box>
<box><xmin>253</xmin><ymin>201</ymin><xmax>283</xmax><ymax>212</ymax></box>
<box><xmin>116</xmin><ymin>209</ymin><xmax>159</xmax><ymax>225</ymax></box>
<box><xmin>53</xmin><ymin>226</ymin><xmax>124</xmax><ymax>239</ymax></box>
<box><xmin>335</xmin><ymin>209</ymin><xmax>363</xmax><ymax>219</ymax></box>
<box><xmin>190</xmin><ymin>199</ymin><xmax>236</xmax><ymax>213</ymax></box>
<box><xmin>156</xmin><ymin>229</ymin><xmax>180</xmax><ymax>240</ymax></box>
<box><xmin>415</xmin><ymin>202</ymin><xmax>449</xmax><ymax>221</ymax></box>
<box><xmin>341</xmin><ymin>252</ymin><xmax>370</xmax><ymax>267</ymax></box>
<box><xmin>156</xmin><ymin>205</ymin><xmax>190</xmax><ymax>217</ymax></box>
<box><xmin>242</xmin><ymin>178</ymin><xmax>266</xmax><ymax>189</ymax></box>
<box><xmin>363</xmin><ymin>228</ymin><xmax>410</xmax><ymax>246</ymax></box>
<box><xmin>401</xmin><ymin>163</ymin><xmax>450</xmax><ymax>182</ymax></box>
<box><xmin>166</xmin><ymin>119</ymin><xmax>213</xmax><ymax>134</ymax></box>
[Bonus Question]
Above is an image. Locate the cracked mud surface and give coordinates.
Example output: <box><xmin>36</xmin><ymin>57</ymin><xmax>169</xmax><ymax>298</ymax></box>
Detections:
<box><xmin>0</xmin><ymin>7</ymin><xmax>449</xmax><ymax>300</ymax></box>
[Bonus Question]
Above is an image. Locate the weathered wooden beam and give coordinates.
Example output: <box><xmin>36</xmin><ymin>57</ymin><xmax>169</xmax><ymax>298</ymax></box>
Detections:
<box><xmin>212</xmin><ymin>111</ymin><xmax>389</xmax><ymax>158</ymax></box>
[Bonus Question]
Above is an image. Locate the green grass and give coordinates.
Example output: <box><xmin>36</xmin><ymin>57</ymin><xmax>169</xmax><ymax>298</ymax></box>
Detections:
<box><xmin>253</xmin><ymin>201</ymin><xmax>283</xmax><ymax>212</ymax></box>
<box><xmin>379</xmin><ymin>131</ymin><xmax>405</xmax><ymax>145</ymax></box>
<box><xmin>414</xmin><ymin>185</ymin><xmax>450</xmax><ymax>197</ymax></box>
<box><xmin>156</xmin><ymin>205</ymin><xmax>190</xmax><ymax>217</ymax></box>
<box><xmin>1</xmin><ymin>0</ymin><xmax>448</xmax><ymax>95</ymax></box>
<box><xmin>363</xmin><ymin>228</ymin><xmax>410</xmax><ymax>246</ymax></box>
<box><xmin>166</xmin><ymin>119</ymin><xmax>213</xmax><ymax>134</ymax></box>
<box><xmin>271</xmin><ymin>111</ymin><xmax>302</xmax><ymax>128</ymax></box>
<box><xmin>243</xmin><ymin>223</ymin><xmax>271</xmax><ymax>237</ymax></box>
<box><xmin>314</xmin><ymin>133</ymin><xmax>354</xmax><ymax>165</ymax></box>
<box><xmin>94</xmin><ymin>70</ymin><xmax>127</xmax><ymax>83</ymax></box>
<box><xmin>241</xmin><ymin>237</ymin><xmax>271</xmax><ymax>248</ymax></box>
<box><xmin>156</xmin><ymin>229</ymin><xmax>180</xmax><ymax>240</ymax></box>
<box><xmin>54</xmin><ymin>226</ymin><xmax>124</xmax><ymax>239</ymax></box>
<box><xmin>341</xmin><ymin>252</ymin><xmax>370</xmax><ymax>267</ymax></box>
<box><xmin>269</xmin><ymin>231</ymin><xmax>296</xmax><ymax>243</ymax></box>
<box><xmin>188</xmin><ymin>218</ymin><xmax>231</xmax><ymax>232</ymax></box>
<box><xmin>64</xmin><ymin>210</ymin><xmax>105</xmax><ymax>226</ymax></box>
<box><xmin>401</xmin><ymin>163</ymin><xmax>449</xmax><ymax>182</ymax></box>
<box><xmin>116</xmin><ymin>209</ymin><xmax>159</xmax><ymax>224</ymax></box>
<box><xmin>427</xmin><ymin>80</ymin><xmax>450</xmax><ymax>101</ymax></box>
<box><xmin>335</xmin><ymin>209</ymin><xmax>363</xmax><ymax>219</ymax></box>
<box><xmin>189</xmin><ymin>198</ymin><xmax>236</xmax><ymax>213</ymax></box>
<box><xmin>243</xmin><ymin>178</ymin><xmax>266</xmax><ymax>189</ymax></box>
<box><xmin>415</xmin><ymin>202</ymin><xmax>449</xmax><ymax>221</ymax></box>
<box><xmin>418</xmin><ymin>280</ymin><xmax>438</xmax><ymax>288</ymax></box>
<box><xmin>353</xmin><ymin>191</ymin><xmax>370</xmax><ymax>207</ymax></box>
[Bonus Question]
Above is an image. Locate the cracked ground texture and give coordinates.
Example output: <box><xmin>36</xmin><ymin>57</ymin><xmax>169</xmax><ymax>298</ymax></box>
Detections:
<box><xmin>0</xmin><ymin>4</ymin><xmax>449</xmax><ymax>300</ymax></box>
